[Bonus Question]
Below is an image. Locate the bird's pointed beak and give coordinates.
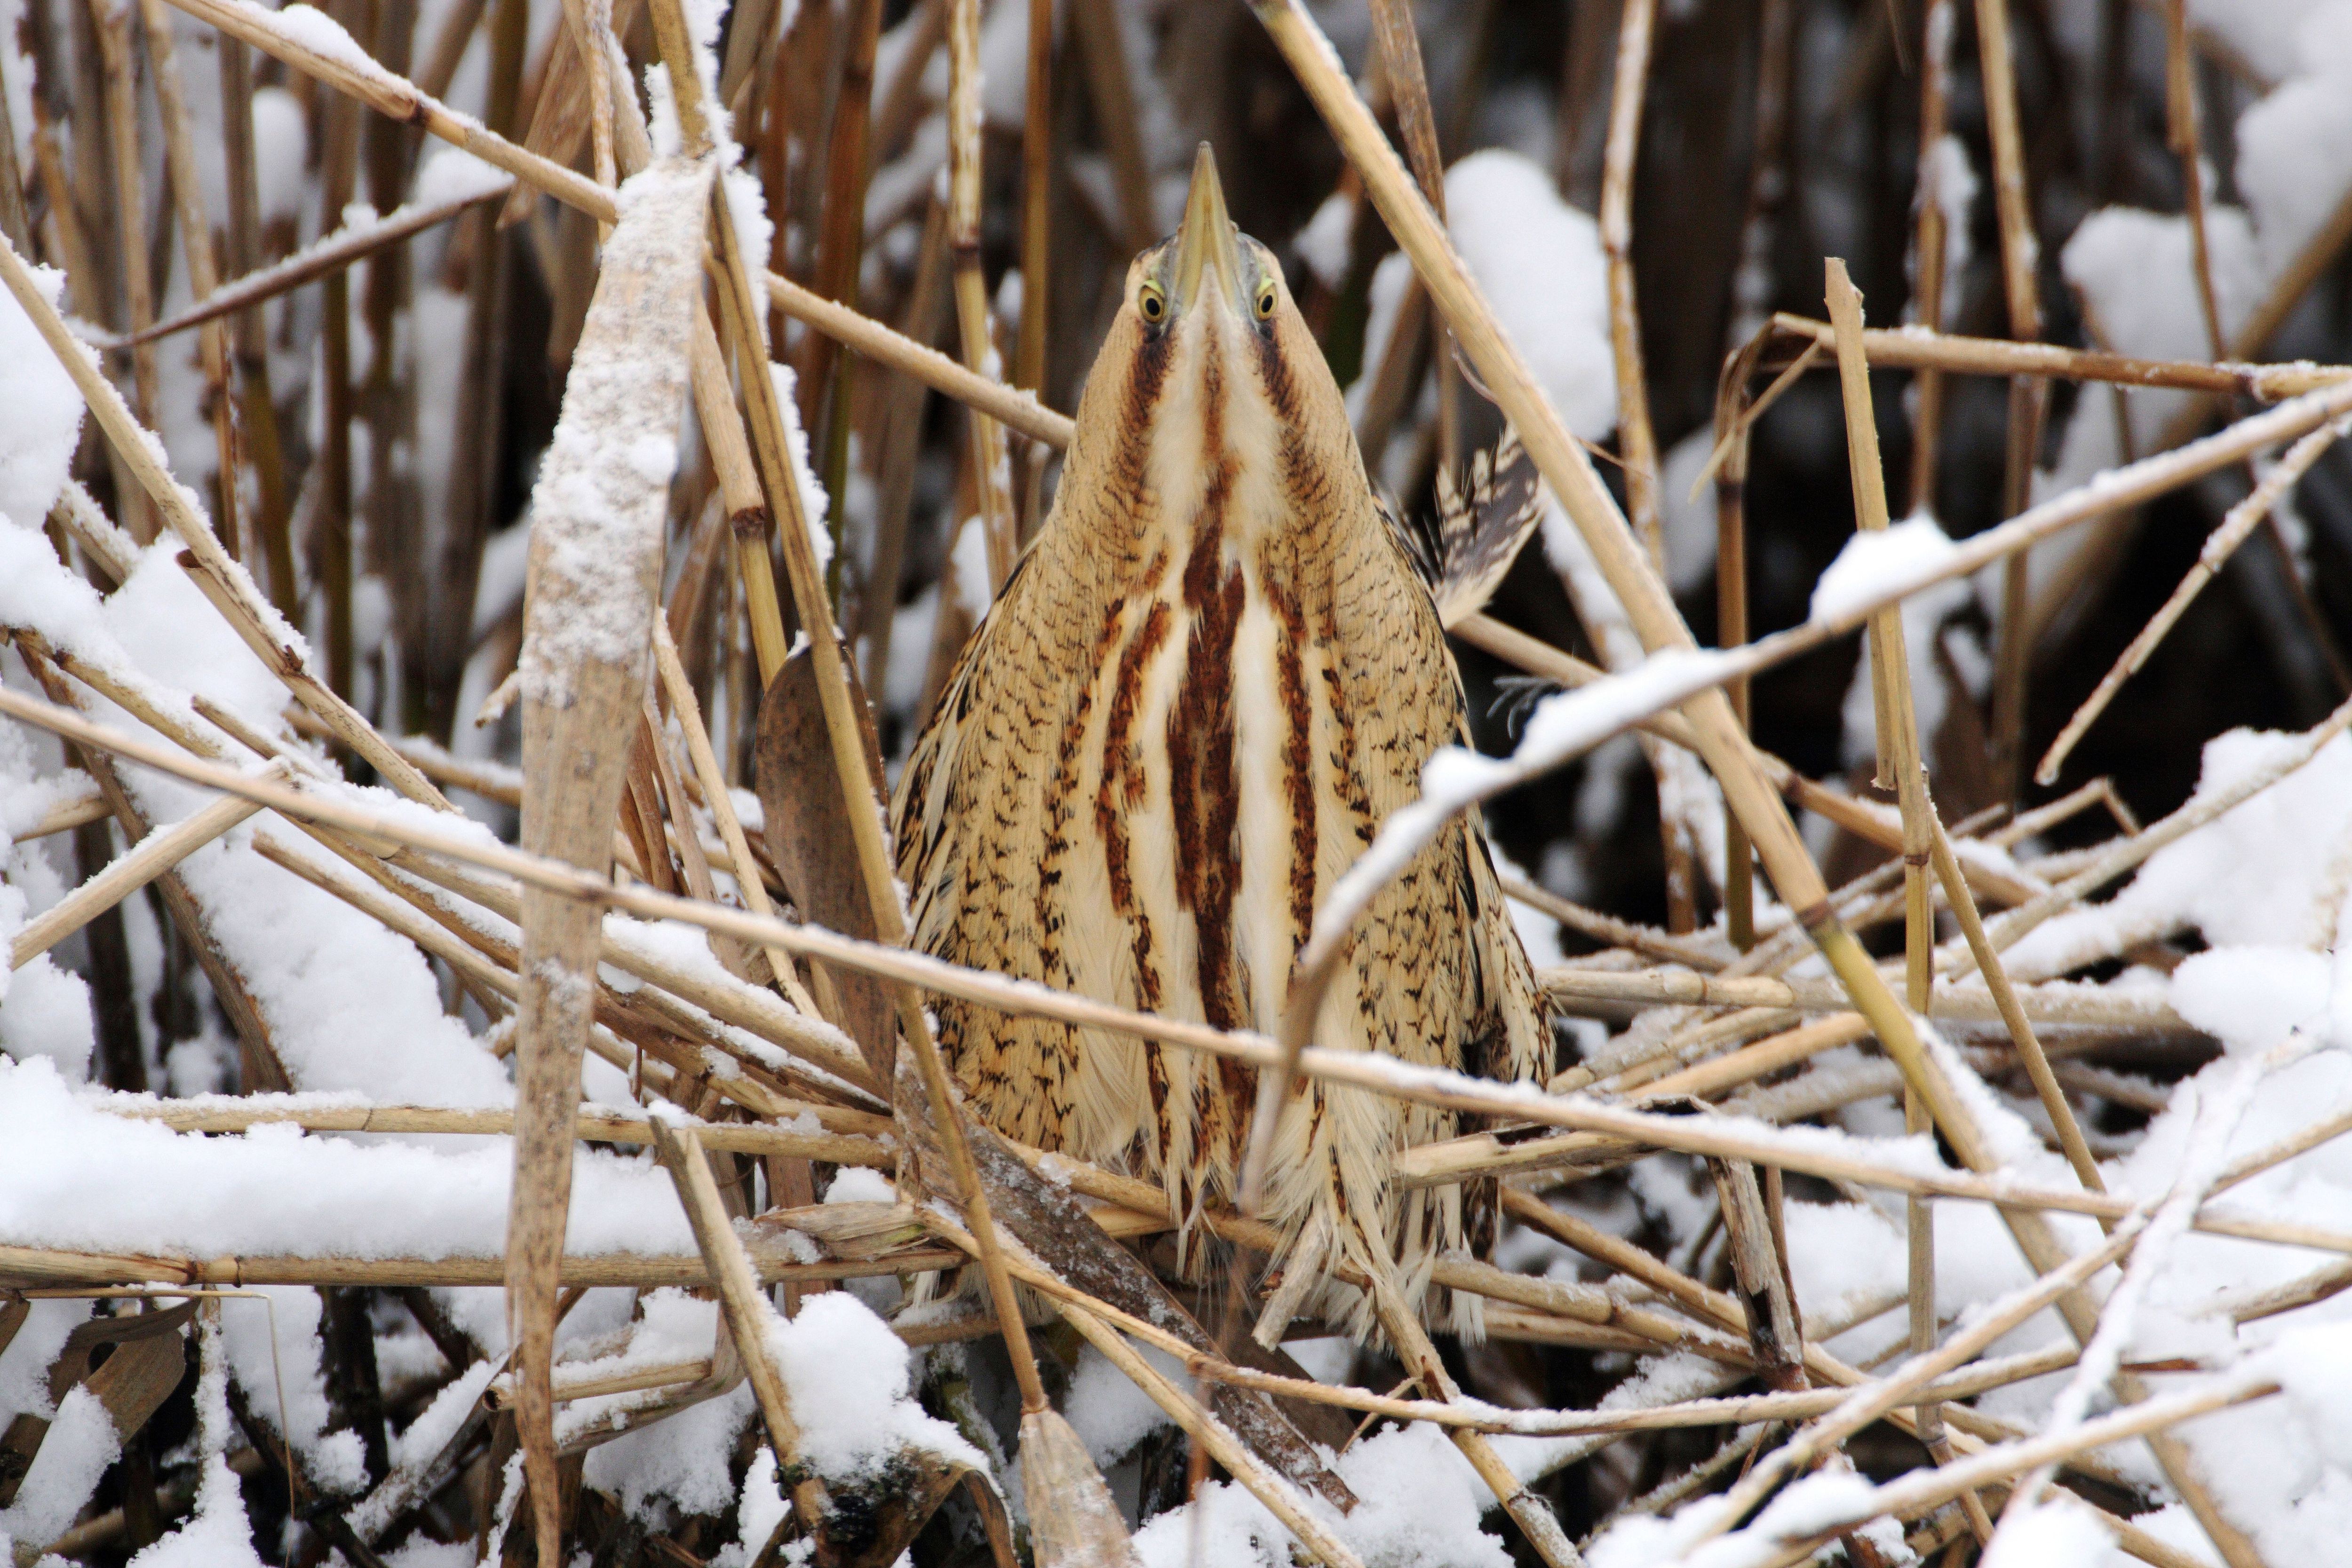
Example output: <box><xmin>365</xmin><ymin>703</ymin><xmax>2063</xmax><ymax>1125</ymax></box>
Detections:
<box><xmin>1170</xmin><ymin>143</ymin><xmax>1244</xmax><ymax>315</ymax></box>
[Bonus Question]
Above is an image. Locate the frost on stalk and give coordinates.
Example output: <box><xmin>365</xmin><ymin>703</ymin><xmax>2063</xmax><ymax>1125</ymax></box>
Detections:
<box><xmin>520</xmin><ymin>159</ymin><xmax>712</xmax><ymax>707</ymax></box>
<box><xmin>768</xmin><ymin>362</ymin><xmax>836</xmax><ymax>578</ymax></box>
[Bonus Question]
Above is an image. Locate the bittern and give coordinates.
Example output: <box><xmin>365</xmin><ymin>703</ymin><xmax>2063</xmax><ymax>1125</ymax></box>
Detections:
<box><xmin>893</xmin><ymin>145</ymin><xmax>1548</xmax><ymax>1337</ymax></box>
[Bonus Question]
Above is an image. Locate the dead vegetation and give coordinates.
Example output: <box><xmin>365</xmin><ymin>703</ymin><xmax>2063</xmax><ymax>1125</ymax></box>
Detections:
<box><xmin>7</xmin><ymin>0</ymin><xmax>2352</xmax><ymax>1566</ymax></box>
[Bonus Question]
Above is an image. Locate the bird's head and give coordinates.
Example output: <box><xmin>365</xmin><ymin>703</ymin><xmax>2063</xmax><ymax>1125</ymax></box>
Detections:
<box><xmin>1080</xmin><ymin>143</ymin><xmax>1354</xmax><ymax>552</ymax></box>
<box><xmin>1129</xmin><ymin>143</ymin><xmax>1287</xmax><ymax>345</ymax></box>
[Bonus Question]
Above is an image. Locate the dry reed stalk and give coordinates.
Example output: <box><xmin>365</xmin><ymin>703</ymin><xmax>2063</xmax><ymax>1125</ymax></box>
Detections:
<box><xmin>798</xmin><ymin>0</ymin><xmax>882</xmax><ymax>554</ymax></box>
<box><xmin>1366</xmin><ymin>0</ymin><xmax>1457</xmax><ymax>467</ymax></box>
<box><xmin>1454</xmin><ymin>613</ymin><xmax>2005</xmax><ymax>889</ymax></box>
<box><xmin>945</xmin><ymin>0</ymin><xmax>1017</xmax><ymax>589</ymax></box>
<box><xmin>1590</xmin><ymin>0</ymin><xmax>1705</xmax><ymax>940</ymax></box>
<box><xmin>1828</xmin><ymin>256</ymin><xmax>1983</xmax><ymax>1533</ymax></box>
<box><xmin>377</xmin><ymin>844</ymin><xmax>879</xmax><ymax>1096</ymax></box>
<box><xmin>1924</xmin><ymin>810</ymin><xmax>2107</xmax><ymax>1192</ymax></box>
<box><xmin>12</xmin><ymin>645</ymin><xmax>291</xmax><ymax>1091</ymax></box>
<box><xmin>2038</xmin><ymin>420</ymin><xmax>2347</xmax><ymax>783</ymax></box>
<box><xmin>0</xmin><ymin>56</ymin><xmax>28</xmax><ymax>249</ymax></box>
<box><xmin>1597</xmin><ymin>0</ymin><xmax>1659</xmax><ymax>571</ymax></box>
<box><xmin>1766</xmin><ymin>314</ymin><xmax>2350</xmax><ymax>398</ymax></box>
<box><xmin>1751</xmin><ymin>1374</ymin><xmax>2278</xmax><ymax>1568</ymax></box>
<box><xmin>648</xmin><ymin>1119</ymin><xmax>833</xmax><ymax>1534</ymax></box>
<box><xmin>1070</xmin><ymin>0</ymin><xmax>1154</xmax><ymax>255</ymax></box>
<box><xmin>1906</xmin><ymin>0</ymin><xmax>1956</xmax><ymax>513</ymax></box>
<box><xmin>1052</xmin><ymin>1298</ymin><xmax>1363</xmax><ymax>1568</ymax></box>
<box><xmin>1972</xmin><ymin>0</ymin><xmax>2048</xmax><ymax>801</ymax></box>
<box><xmin>0</xmin><ymin>1243</ymin><xmax>962</xmax><ymax>1292</ymax></box>
<box><xmin>118</xmin><ymin>182</ymin><xmax>514</xmax><ymax>349</ymax></box>
<box><xmin>855</xmin><ymin>197</ymin><xmax>950</xmax><ymax>692</ymax></box>
<box><xmin>87</xmin><ymin>0</ymin><xmax>155</xmax><ymax>441</ymax></box>
<box><xmin>867</xmin><ymin>0</ymin><xmax>944</xmax><ymax>162</ymax></box>
<box><xmin>1014</xmin><ymin>0</ymin><xmax>1051</xmax><ymax>400</ymax></box>
<box><xmin>686</xmin><ymin>307</ymin><xmax>792</xmax><ymax>685</ymax></box>
<box><xmin>768</xmin><ymin>266</ymin><xmax>1075</xmax><ymax>446</ymax></box>
<box><xmin>99</xmin><ymin>1098</ymin><xmax>890</xmax><ymax>1160</ymax></box>
<box><xmin>651</xmin><ymin>618</ymin><xmax>814</xmax><ymax>1013</ymax></box>
<box><xmin>1185</xmin><ymin>1342</ymin><xmax>2078</xmax><ymax>1437</ymax></box>
<box><xmin>1501</xmin><ymin>873</ymin><xmax>1727</xmax><ymax>969</ymax></box>
<box><xmin>254</xmin><ymin>824</ymin><xmax>813</xmax><ymax>1122</ymax></box>
<box><xmin>1496</xmin><ymin>1193</ymin><xmax>2166</xmax><ymax>1534</ymax></box>
<box><xmin>1370</xmin><ymin>1277</ymin><xmax>1585</xmax><ymax>1568</ymax></box>
<box><xmin>135</xmin><ymin>0</ymin><xmax>243</xmax><ymax>557</ymax></box>
<box><xmin>2161</xmin><ymin>0</ymin><xmax>2222</xmax><ymax>364</ymax></box>
<box><xmin>9</xmin><ymin>776</ymin><xmax>276</xmax><ymax>969</ymax></box>
<box><xmin>1538</xmin><ymin>966</ymin><xmax>2184</xmax><ymax>1029</ymax></box>
<box><xmin>10</xmin><ymin>789</ymin><xmax>111</xmax><ymax>844</ymax></box>
<box><xmin>1704</xmin><ymin>1219</ymin><xmax>2144</xmax><ymax>1540</ymax></box>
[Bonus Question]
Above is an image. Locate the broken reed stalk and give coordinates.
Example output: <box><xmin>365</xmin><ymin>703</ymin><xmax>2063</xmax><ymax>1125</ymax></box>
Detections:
<box><xmin>11</xmin><ymin>787</ymin><xmax>111</xmax><ymax>844</ymax></box>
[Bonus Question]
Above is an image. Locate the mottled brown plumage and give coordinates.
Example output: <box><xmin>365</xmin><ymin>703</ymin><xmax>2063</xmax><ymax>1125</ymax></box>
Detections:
<box><xmin>891</xmin><ymin>148</ymin><xmax>1548</xmax><ymax>1337</ymax></box>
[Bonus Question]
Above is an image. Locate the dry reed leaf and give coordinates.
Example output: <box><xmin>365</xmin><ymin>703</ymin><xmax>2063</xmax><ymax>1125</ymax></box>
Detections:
<box><xmin>507</xmin><ymin>152</ymin><xmax>718</xmax><ymax>1566</ymax></box>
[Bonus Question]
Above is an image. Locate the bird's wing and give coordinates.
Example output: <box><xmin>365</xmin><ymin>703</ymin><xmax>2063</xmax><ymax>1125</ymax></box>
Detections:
<box><xmin>1430</xmin><ymin>424</ymin><xmax>1543</xmax><ymax>630</ymax></box>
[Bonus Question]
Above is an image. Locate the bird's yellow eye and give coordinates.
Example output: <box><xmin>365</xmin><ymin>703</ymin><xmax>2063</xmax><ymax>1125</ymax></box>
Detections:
<box><xmin>1255</xmin><ymin>281</ymin><xmax>1278</xmax><ymax>320</ymax></box>
<box><xmin>1138</xmin><ymin>284</ymin><xmax>1166</xmax><ymax>323</ymax></box>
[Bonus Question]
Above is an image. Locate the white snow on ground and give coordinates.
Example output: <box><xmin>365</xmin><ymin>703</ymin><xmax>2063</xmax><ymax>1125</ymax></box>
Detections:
<box><xmin>0</xmin><ymin>1055</ymin><xmax>691</xmax><ymax>1258</ymax></box>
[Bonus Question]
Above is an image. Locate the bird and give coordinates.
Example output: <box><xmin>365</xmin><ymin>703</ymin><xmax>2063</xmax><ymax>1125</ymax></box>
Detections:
<box><xmin>891</xmin><ymin>144</ymin><xmax>1549</xmax><ymax>1339</ymax></box>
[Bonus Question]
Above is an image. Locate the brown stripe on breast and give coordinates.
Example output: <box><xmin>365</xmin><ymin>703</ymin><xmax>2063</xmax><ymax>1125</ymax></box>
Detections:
<box><xmin>1098</xmin><ymin>591</ymin><xmax>1170</xmax><ymax>1009</ymax></box>
<box><xmin>1168</xmin><ymin>524</ymin><xmax>1247</xmax><ymax>1035</ymax></box>
<box><xmin>1265</xmin><ymin>577</ymin><xmax>1318</xmax><ymax>955</ymax></box>
<box><xmin>1164</xmin><ymin>353</ymin><xmax>1257</xmax><ymax>1159</ymax></box>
